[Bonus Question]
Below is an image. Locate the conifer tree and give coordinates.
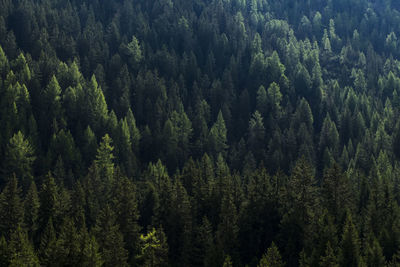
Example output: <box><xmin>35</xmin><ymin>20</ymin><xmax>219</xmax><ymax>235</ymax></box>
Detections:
<box><xmin>248</xmin><ymin>110</ymin><xmax>266</xmax><ymax>161</ymax></box>
<box><xmin>82</xmin><ymin>126</ymin><xmax>97</xmax><ymax>167</ymax></box>
<box><xmin>2</xmin><ymin>131</ymin><xmax>35</xmax><ymax>190</ymax></box>
<box><xmin>8</xmin><ymin>225</ymin><xmax>39</xmax><ymax>266</ymax></box>
<box><xmin>38</xmin><ymin>172</ymin><xmax>58</xmax><ymax>236</ymax></box>
<box><xmin>0</xmin><ymin>175</ymin><xmax>23</xmax><ymax>239</ymax></box>
<box><xmin>365</xmin><ymin>237</ymin><xmax>386</xmax><ymax>267</ymax></box>
<box><xmin>258</xmin><ymin>242</ymin><xmax>285</xmax><ymax>267</ymax></box>
<box><xmin>93</xmin><ymin>205</ymin><xmax>128</xmax><ymax>267</ymax></box>
<box><xmin>339</xmin><ymin>213</ymin><xmax>362</xmax><ymax>267</ymax></box>
<box><xmin>319</xmin><ymin>242</ymin><xmax>339</xmax><ymax>267</ymax></box>
<box><xmin>112</xmin><ymin>175</ymin><xmax>141</xmax><ymax>264</ymax></box>
<box><xmin>80</xmin><ymin>233</ymin><xmax>103</xmax><ymax>267</ymax></box>
<box><xmin>216</xmin><ymin>192</ymin><xmax>239</xmax><ymax>264</ymax></box>
<box><xmin>95</xmin><ymin>134</ymin><xmax>115</xmax><ymax>183</ymax></box>
<box><xmin>223</xmin><ymin>255</ymin><xmax>233</xmax><ymax>267</ymax></box>
<box><xmin>24</xmin><ymin>181</ymin><xmax>39</xmax><ymax>240</ymax></box>
<box><xmin>0</xmin><ymin>236</ymin><xmax>9</xmax><ymax>267</ymax></box>
<box><xmin>208</xmin><ymin>111</ymin><xmax>228</xmax><ymax>158</ymax></box>
<box><xmin>53</xmin><ymin>218</ymin><xmax>82</xmax><ymax>266</ymax></box>
<box><xmin>322</xmin><ymin>163</ymin><xmax>352</xmax><ymax>222</ymax></box>
<box><xmin>43</xmin><ymin>75</ymin><xmax>64</xmax><ymax>136</ymax></box>
<box><xmin>137</xmin><ymin>227</ymin><xmax>168</xmax><ymax>267</ymax></box>
<box><xmin>86</xmin><ymin>75</ymin><xmax>108</xmax><ymax>133</ymax></box>
<box><xmin>38</xmin><ymin>218</ymin><xmax>57</xmax><ymax>266</ymax></box>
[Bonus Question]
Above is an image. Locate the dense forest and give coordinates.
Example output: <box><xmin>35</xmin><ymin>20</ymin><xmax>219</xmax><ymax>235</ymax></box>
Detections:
<box><xmin>2</xmin><ymin>0</ymin><xmax>400</xmax><ymax>266</ymax></box>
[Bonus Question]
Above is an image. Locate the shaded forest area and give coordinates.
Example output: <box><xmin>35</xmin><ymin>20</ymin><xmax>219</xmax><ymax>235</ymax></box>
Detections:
<box><xmin>1</xmin><ymin>0</ymin><xmax>400</xmax><ymax>266</ymax></box>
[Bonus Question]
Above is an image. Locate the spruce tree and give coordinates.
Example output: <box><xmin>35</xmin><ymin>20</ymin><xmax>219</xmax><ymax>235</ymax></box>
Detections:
<box><xmin>93</xmin><ymin>205</ymin><xmax>128</xmax><ymax>267</ymax></box>
<box><xmin>8</xmin><ymin>225</ymin><xmax>39</xmax><ymax>266</ymax></box>
<box><xmin>339</xmin><ymin>213</ymin><xmax>362</xmax><ymax>267</ymax></box>
<box><xmin>0</xmin><ymin>175</ymin><xmax>24</xmax><ymax>239</ymax></box>
<box><xmin>24</xmin><ymin>181</ymin><xmax>39</xmax><ymax>240</ymax></box>
<box><xmin>258</xmin><ymin>242</ymin><xmax>284</xmax><ymax>267</ymax></box>
<box><xmin>2</xmin><ymin>131</ymin><xmax>35</xmax><ymax>190</ymax></box>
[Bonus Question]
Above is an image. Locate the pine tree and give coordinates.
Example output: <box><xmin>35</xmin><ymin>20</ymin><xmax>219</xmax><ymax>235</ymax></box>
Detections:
<box><xmin>365</xmin><ymin>237</ymin><xmax>386</xmax><ymax>267</ymax></box>
<box><xmin>38</xmin><ymin>172</ymin><xmax>58</xmax><ymax>236</ymax></box>
<box><xmin>85</xmin><ymin>75</ymin><xmax>108</xmax><ymax>133</ymax></box>
<box><xmin>95</xmin><ymin>134</ymin><xmax>115</xmax><ymax>183</ymax></box>
<box><xmin>319</xmin><ymin>242</ymin><xmax>338</xmax><ymax>267</ymax></box>
<box><xmin>267</xmin><ymin>82</ymin><xmax>283</xmax><ymax>118</ymax></box>
<box><xmin>0</xmin><ymin>236</ymin><xmax>9</xmax><ymax>267</ymax></box>
<box><xmin>248</xmin><ymin>110</ymin><xmax>266</xmax><ymax>161</ymax></box>
<box><xmin>0</xmin><ymin>175</ymin><xmax>24</xmax><ymax>239</ymax></box>
<box><xmin>43</xmin><ymin>75</ymin><xmax>64</xmax><ymax>136</ymax></box>
<box><xmin>82</xmin><ymin>125</ymin><xmax>97</xmax><ymax>167</ymax></box>
<box><xmin>137</xmin><ymin>227</ymin><xmax>168</xmax><ymax>267</ymax></box>
<box><xmin>322</xmin><ymin>163</ymin><xmax>352</xmax><ymax>222</ymax></box>
<box><xmin>2</xmin><ymin>131</ymin><xmax>35</xmax><ymax>190</ymax></box>
<box><xmin>339</xmin><ymin>213</ymin><xmax>362</xmax><ymax>267</ymax></box>
<box><xmin>53</xmin><ymin>218</ymin><xmax>82</xmax><ymax>266</ymax></box>
<box><xmin>216</xmin><ymin>192</ymin><xmax>239</xmax><ymax>264</ymax></box>
<box><xmin>38</xmin><ymin>218</ymin><xmax>57</xmax><ymax>266</ymax></box>
<box><xmin>281</xmin><ymin>156</ymin><xmax>318</xmax><ymax>265</ymax></box>
<box><xmin>286</xmin><ymin>156</ymin><xmax>318</xmax><ymax>237</ymax></box>
<box><xmin>223</xmin><ymin>255</ymin><xmax>233</xmax><ymax>267</ymax></box>
<box><xmin>125</xmin><ymin>35</ymin><xmax>143</xmax><ymax>69</ymax></box>
<box><xmin>8</xmin><ymin>225</ymin><xmax>39</xmax><ymax>266</ymax></box>
<box><xmin>115</xmin><ymin>118</ymin><xmax>135</xmax><ymax>176</ymax></box>
<box><xmin>126</xmin><ymin>108</ymin><xmax>140</xmax><ymax>155</ymax></box>
<box><xmin>80</xmin><ymin>233</ymin><xmax>103</xmax><ymax>267</ymax></box>
<box><xmin>208</xmin><ymin>111</ymin><xmax>228</xmax><ymax>158</ymax></box>
<box><xmin>172</xmin><ymin>180</ymin><xmax>193</xmax><ymax>266</ymax></box>
<box><xmin>93</xmin><ymin>205</ymin><xmax>128</xmax><ymax>267</ymax></box>
<box><xmin>112</xmin><ymin>175</ymin><xmax>141</xmax><ymax>264</ymax></box>
<box><xmin>257</xmin><ymin>85</ymin><xmax>268</xmax><ymax>117</ymax></box>
<box><xmin>24</xmin><ymin>181</ymin><xmax>39</xmax><ymax>240</ymax></box>
<box><xmin>258</xmin><ymin>242</ymin><xmax>284</xmax><ymax>267</ymax></box>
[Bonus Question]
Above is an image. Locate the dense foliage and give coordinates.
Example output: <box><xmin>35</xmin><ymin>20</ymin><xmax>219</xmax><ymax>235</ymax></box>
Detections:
<box><xmin>1</xmin><ymin>0</ymin><xmax>400</xmax><ymax>266</ymax></box>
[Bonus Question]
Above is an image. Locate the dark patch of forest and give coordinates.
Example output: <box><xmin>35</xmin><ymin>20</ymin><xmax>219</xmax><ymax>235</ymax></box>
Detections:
<box><xmin>1</xmin><ymin>0</ymin><xmax>400</xmax><ymax>266</ymax></box>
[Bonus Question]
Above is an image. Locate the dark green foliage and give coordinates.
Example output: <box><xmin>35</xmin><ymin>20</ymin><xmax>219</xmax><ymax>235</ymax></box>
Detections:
<box><xmin>24</xmin><ymin>181</ymin><xmax>39</xmax><ymax>240</ymax></box>
<box><xmin>0</xmin><ymin>0</ymin><xmax>399</xmax><ymax>265</ymax></box>
<box><xmin>2</xmin><ymin>132</ymin><xmax>35</xmax><ymax>190</ymax></box>
<box><xmin>137</xmin><ymin>227</ymin><xmax>168</xmax><ymax>267</ymax></box>
<box><xmin>339</xmin><ymin>213</ymin><xmax>362</xmax><ymax>267</ymax></box>
<box><xmin>8</xmin><ymin>225</ymin><xmax>39</xmax><ymax>266</ymax></box>
<box><xmin>0</xmin><ymin>175</ymin><xmax>23</xmax><ymax>239</ymax></box>
<box><xmin>93</xmin><ymin>205</ymin><xmax>128</xmax><ymax>267</ymax></box>
<box><xmin>258</xmin><ymin>242</ymin><xmax>285</xmax><ymax>267</ymax></box>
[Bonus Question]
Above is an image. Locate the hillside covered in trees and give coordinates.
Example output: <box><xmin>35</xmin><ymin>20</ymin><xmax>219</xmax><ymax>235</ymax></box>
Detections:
<box><xmin>2</xmin><ymin>0</ymin><xmax>400</xmax><ymax>266</ymax></box>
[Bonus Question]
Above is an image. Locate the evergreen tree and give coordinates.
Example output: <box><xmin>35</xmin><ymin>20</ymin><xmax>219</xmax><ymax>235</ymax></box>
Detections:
<box><xmin>2</xmin><ymin>131</ymin><xmax>35</xmax><ymax>190</ymax></box>
<box><xmin>8</xmin><ymin>225</ymin><xmax>39</xmax><ymax>266</ymax></box>
<box><xmin>38</xmin><ymin>173</ymin><xmax>58</xmax><ymax>236</ymax></box>
<box><xmin>43</xmin><ymin>75</ymin><xmax>64</xmax><ymax>137</ymax></box>
<box><xmin>81</xmin><ymin>234</ymin><xmax>103</xmax><ymax>267</ymax></box>
<box><xmin>137</xmin><ymin>227</ymin><xmax>168</xmax><ymax>267</ymax></box>
<box><xmin>112</xmin><ymin>175</ymin><xmax>141</xmax><ymax>264</ymax></box>
<box><xmin>322</xmin><ymin>163</ymin><xmax>352</xmax><ymax>222</ymax></box>
<box><xmin>339</xmin><ymin>213</ymin><xmax>362</xmax><ymax>267</ymax></box>
<box><xmin>85</xmin><ymin>75</ymin><xmax>108</xmax><ymax>133</ymax></box>
<box><xmin>248</xmin><ymin>111</ymin><xmax>266</xmax><ymax>161</ymax></box>
<box><xmin>208</xmin><ymin>111</ymin><xmax>228</xmax><ymax>158</ymax></box>
<box><xmin>24</xmin><ymin>181</ymin><xmax>39</xmax><ymax>240</ymax></box>
<box><xmin>93</xmin><ymin>205</ymin><xmax>128</xmax><ymax>267</ymax></box>
<box><xmin>0</xmin><ymin>236</ymin><xmax>9</xmax><ymax>267</ymax></box>
<box><xmin>258</xmin><ymin>242</ymin><xmax>285</xmax><ymax>267</ymax></box>
<box><xmin>95</xmin><ymin>134</ymin><xmax>115</xmax><ymax>183</ymax></box>
<box><xmin>38</xmin><ymin>218</ymin><xmax>57</xmax><ymax>266</ymax></box>
<box><xmin>319</xmin><ymin>242</ymin><xmax>338</xmax><ymax>267</ymax></box>
<box><xmin>0</xmin><ymin>175</ymin><xmax>23</xmax><ymax>239</ymax></box>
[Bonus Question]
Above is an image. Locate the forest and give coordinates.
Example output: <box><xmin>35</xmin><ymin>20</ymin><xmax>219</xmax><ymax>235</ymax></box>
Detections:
<box><xmin>1</xmin><ymin>0</ymin><xmax>400</xmax><ymax>266</ymax></box>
